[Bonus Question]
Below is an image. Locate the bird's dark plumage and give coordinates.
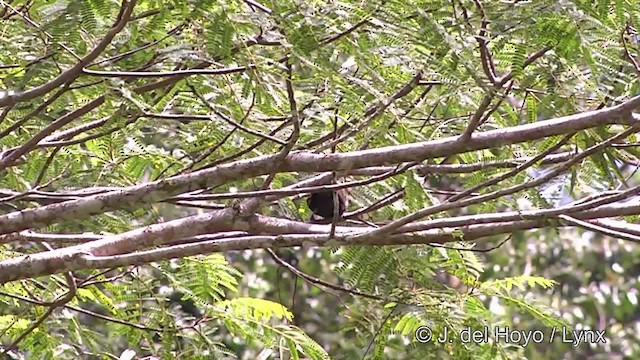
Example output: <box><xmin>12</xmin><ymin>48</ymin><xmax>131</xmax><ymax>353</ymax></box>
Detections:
<box><xmin>306</xmin><ymin>190</ymin><xmax>347</xmax><ymax>219</ymax></box>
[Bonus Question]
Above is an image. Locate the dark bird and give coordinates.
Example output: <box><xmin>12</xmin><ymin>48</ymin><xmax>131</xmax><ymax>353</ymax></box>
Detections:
<box><xmin>306</xmin><ymin>189</ymin><xmax>348</xmax><ymax>220</ymax></box>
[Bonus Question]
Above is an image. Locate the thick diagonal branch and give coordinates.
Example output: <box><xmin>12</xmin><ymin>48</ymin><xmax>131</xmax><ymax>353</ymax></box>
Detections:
<box><xmin>0</xmin><ymin>96</ymin><xmax>638</xmax><ymax>234</ymax></box>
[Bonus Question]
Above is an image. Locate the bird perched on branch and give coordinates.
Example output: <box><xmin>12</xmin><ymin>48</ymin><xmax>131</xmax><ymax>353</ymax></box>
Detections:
<box><xmin>306</xmin><ymin>189</ymin><xmax>348</xmax><ymax>221</ymax></box>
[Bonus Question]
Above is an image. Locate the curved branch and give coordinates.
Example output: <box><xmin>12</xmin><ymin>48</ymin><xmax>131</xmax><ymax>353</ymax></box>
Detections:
<box><xmin>3</xmin><ymin>196</ymin><xmax>640</xmax><ymax>283</ymax></box>
<box><xmin>0</xmin><ymin>0</ymin><xmax>137</xmax><ymax>108</ymax></box>
<box><xmin>0</xmin><ymin>98</ymin><xmax>638</xmax><ymax>234</ymax></box>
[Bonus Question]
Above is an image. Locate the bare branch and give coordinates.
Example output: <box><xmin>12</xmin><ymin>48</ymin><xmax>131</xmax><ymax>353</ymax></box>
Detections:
<box><xmin>0</xmin><ymin>0</ymin><xmax>138</xmax><ymax>108</ymax></box>
<box><xmin>81</xmin><ymin>65</ymin><xmax>253</xmax><ymax>78</ymax></box>
<box><xmin>0</xmin><ymin>96</ymin><xmax>638</xmax><ymax>234</ymax></box>
<box><xmin>351</xmin><ymin>123</ymin><xmax>640</xmax><ymax>240</ymax></box>
<box><xmin>5</xmin><ymin>196</ymin><xmax>640</xmax><ymax>282</ymax></box>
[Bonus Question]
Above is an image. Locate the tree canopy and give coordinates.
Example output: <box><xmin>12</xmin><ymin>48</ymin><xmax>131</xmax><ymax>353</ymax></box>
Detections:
<box><xmin>1</xmin><ymin>0</ymin><xmax>640</xmax><ymax>359</ymax></box>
